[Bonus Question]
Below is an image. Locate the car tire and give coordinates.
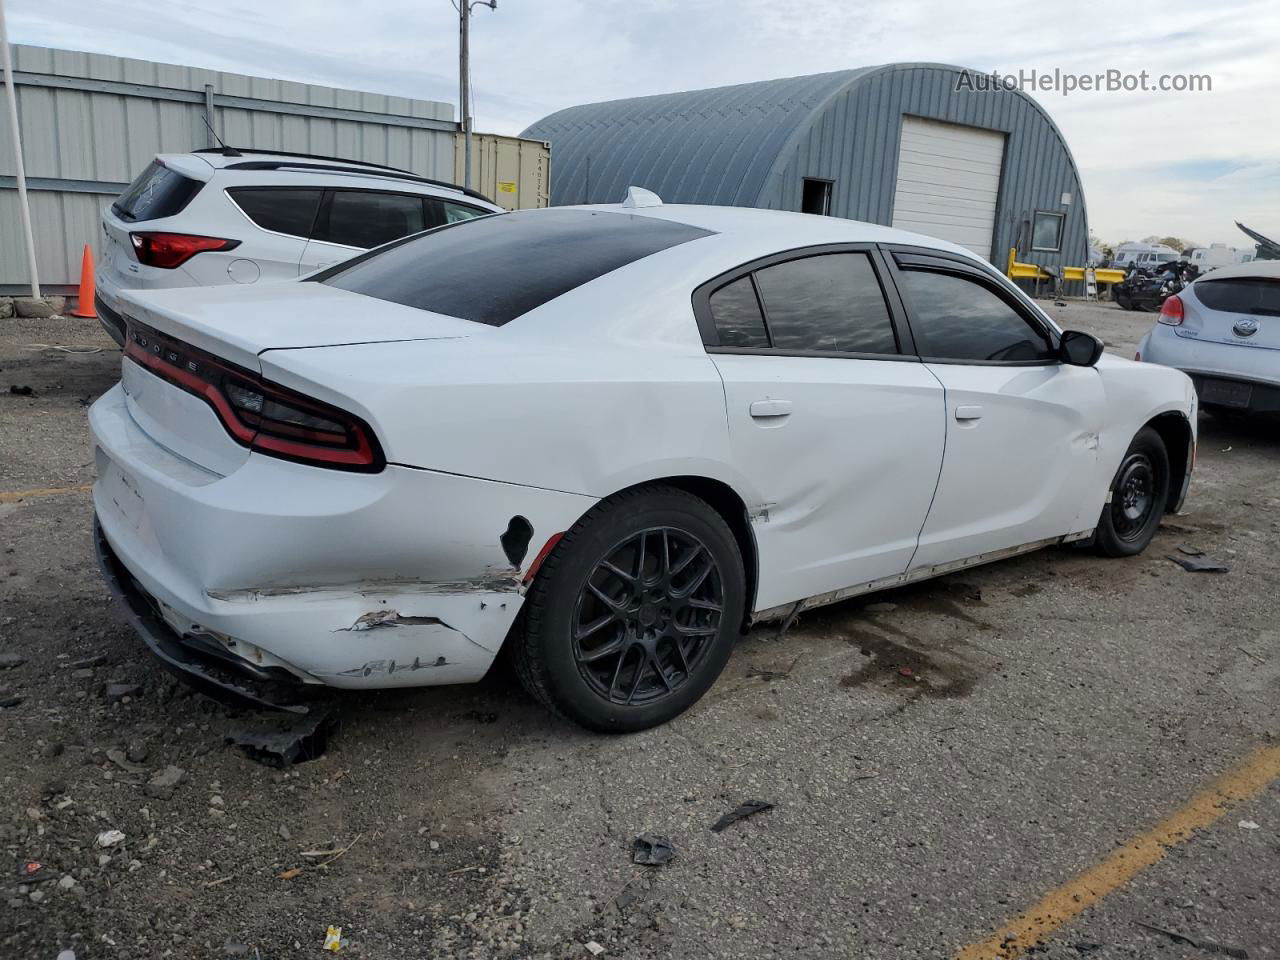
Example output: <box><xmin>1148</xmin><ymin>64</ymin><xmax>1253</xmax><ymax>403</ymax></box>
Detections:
<box><xmin>514</xmin><ymin>485</ymin><xmax>745</xmax><ymax>733</ymax></box>
<box><xmin>1094</xmin><ymin>427</ymin><xmax>1170</xmax><ymax>557</ymax></box>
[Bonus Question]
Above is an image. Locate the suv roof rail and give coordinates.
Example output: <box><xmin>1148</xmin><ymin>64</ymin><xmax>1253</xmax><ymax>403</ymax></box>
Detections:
<box><xmin>194</xmin><ymin>147</ymin><xmax>493</xmax><ymax>203</ymax></box>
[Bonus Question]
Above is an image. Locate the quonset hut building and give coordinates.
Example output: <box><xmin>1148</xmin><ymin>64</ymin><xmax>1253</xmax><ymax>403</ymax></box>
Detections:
<box><xmin>522</xmin><ymin>63</ymin><xmax>1088</xmax><ymax>280</ymax></box>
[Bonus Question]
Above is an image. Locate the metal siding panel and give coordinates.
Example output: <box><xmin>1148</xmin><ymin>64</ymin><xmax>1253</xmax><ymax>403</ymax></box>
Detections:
<box><xmin>2</xmin><ymin>45</ymin><xmax>469</xmax><ymax>286</ymax></box>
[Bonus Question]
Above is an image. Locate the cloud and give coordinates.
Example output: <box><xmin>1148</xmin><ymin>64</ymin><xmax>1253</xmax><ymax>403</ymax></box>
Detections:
<box><xmin>9</xmin><ymin>0</ymin><xmax>1279</xmax><ymax>245</ymax></box>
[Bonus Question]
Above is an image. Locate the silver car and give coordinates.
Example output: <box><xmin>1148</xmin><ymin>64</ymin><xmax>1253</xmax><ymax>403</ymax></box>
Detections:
<box><xmin>1138</xmin><ymin>261</ymin><xmax>1280</xmax><ymax>414</ymax></box>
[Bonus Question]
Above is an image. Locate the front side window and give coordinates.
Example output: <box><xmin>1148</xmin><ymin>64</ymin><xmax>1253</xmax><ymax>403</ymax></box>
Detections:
<box><xmin>227</xmin><ymin>188</ymin><xmax>323</xmax><ymax>239</ymax></box>
<box><xmin>1031</xmin><ymin>211</ymin><xmax>1064</xmax><ymax>252</ymax></box>
<box><xmin>318</xmin><ymin>191</ymin><xmax>428</xmax><ymax>249</ymax></box>
<box><xmin>753</xmin><ymin>253</ymin><xmax>898</xmax><ymax>354</ymax></box>
<box><xmin>899</xmin><ymin>269</ymin><xmax>1055</xmax><ymax>363</ymax></box>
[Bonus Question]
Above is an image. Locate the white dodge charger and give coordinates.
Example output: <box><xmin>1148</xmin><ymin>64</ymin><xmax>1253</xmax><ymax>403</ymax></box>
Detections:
<box><xmin>90</xmin><ymin>192</ymin><xmax>1197</xmax><ymax>731</ymax></box>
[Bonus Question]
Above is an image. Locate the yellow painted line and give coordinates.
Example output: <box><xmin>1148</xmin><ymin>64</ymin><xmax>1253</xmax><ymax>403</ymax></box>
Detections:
<box><xmin>0</xmin><ymin>483</ymin><xmax>93</xmax><ymax>503</ymax></box>
<box><xmin>957</xmin><ymin>744</ymin><xmax>1280</xmax><ymax>960</ymax></box>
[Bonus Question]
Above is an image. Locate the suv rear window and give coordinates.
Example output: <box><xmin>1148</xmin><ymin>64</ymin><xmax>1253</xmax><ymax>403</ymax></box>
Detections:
<box><xmin>227</xmin><ymin>187</ymin><xmax>323</xmax><ymax>239</ymax></box>
<box><xmin>112</xmin><ymin>161</ymin><xmax>203</xmax><ymax>222</ymax></box>
<box><xmin>318</xmin><ymin>209</ymin><xmax>713</xmax><ymax>326</ymax></box>
<box><xmin>1195</xmin><ymin>278</ymin><xmax>1280</xmax><ymax>317</ymax></box>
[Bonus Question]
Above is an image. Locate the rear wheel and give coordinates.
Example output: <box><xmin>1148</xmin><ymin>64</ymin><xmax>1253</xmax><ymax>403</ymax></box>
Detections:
<box><xmin>514</xmin><ymin>486</ymin><xmax>745</xmax><ymax>732</ymax></box>
<box><xmin>1094</xmin><ymin>427</ymin><xmax>1169</xmax><ymax>557</ymax></box>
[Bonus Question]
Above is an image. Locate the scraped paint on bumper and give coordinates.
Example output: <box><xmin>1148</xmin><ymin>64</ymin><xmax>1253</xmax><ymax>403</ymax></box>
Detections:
<box><xmin>89</xmin><ymin>382</ymin><xmax>596</xmax><ymax>695</ymax></box>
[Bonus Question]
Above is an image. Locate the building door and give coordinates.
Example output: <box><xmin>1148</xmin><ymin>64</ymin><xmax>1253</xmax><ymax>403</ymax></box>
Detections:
<box><xmin>891</xmin><ymin>117</ymin><xmax>1006</xmax><ymax>261</ymax></box>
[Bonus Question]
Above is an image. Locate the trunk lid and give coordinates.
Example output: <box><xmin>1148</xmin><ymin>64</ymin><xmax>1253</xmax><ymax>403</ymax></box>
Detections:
<box><xmin>1179</xmin><ymin>276</ymin><xmax>1280</xmax><ymax>351</ymax></box>
<box><xmin>117</xmin><ymin>282</ymin><xmax>475</xmax><ymax>476</ymax></box>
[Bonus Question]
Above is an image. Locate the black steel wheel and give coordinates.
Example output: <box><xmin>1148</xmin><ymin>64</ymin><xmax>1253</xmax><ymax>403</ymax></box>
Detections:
<box><xmin>572</xmin><ymin>527</ymin><xmax>723</xmax><ymax>706</ymax></box>
<box><xmin>1110</xmin><ymin>453</ymin><xmax>1157</xmax><ymax>542</ymax></box>
<box><xmin>514</xmin><ymin>486</ymin><xmax>745</xmax><ymax>732</ymax></box>
<box><xmin>1095</xmin><ymin>427</ymin><xmax>1169</xmax><ymax>557</ymax></box>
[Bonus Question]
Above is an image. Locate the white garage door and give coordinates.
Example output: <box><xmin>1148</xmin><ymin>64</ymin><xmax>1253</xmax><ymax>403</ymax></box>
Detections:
<box><xmin>891</xmin><ymin>117</ymin><xmax>1006</xmax><ymax>260</ymax></box>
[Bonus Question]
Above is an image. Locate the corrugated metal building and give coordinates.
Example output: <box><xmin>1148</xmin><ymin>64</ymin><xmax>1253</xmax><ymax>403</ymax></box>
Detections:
<box><xmin>0</xmin><ymin>44</ymin><xmax>549</xmax><ymax>293</ymax></box>
<box><xmin>522</xmin><ymin>63</ymin><xmax>1088</xmax><ymax>284</ymax></box>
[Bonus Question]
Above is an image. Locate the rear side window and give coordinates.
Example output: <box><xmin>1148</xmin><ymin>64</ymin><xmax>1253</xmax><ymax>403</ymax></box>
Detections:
<box><xmin>319</xmin><ymin>209</ymin><xmax>713</xmax><ymax>327</ymax></box>
<box><xmin>227</xmin><ymin>188</ymin><xmax>323</xmax><ymax>239</ymax></box>
<box><xmin>708</xmin><ymin>277</ymin><xmax>769</xmax><ymax>347</ymax></box>
<box><xmin>898</xmin><ymin>269</ymin><xmax>1054</xmax><ymax>362</ymax></box>
<box><xmin>439</xmin><ymin>200</ymin><xmax>490</xmax><ymax>224</ymax></box>
<box><xmin>1195</xmin><ymin>278</ymin><xmax>1280</xmax><ymax>317</ymax></box>
<box><xmin>754</xmin><ymin>254</ymin><xmax>897</xmax><ymax>353</ymax></box>
<box><xmin>111</xmin><ymin>161</ymin><xmax>203</xmax><ymax>222</ymax></box>
<box><xmin>317</xmin><ymin>191</ymin><xmax>428</xmax><ymax>249</ymax></box>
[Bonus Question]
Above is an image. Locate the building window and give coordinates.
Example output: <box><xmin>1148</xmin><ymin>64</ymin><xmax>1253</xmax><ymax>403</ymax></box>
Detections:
<box><xmin>801</xmin><ymin>178</ymin><xmax>833</xmax><ymax>216</ymax></box>
<box><xmin>1031</xmin><ymin>211</ymin><xmax>1065</xmax><ymax>252</ymax></box>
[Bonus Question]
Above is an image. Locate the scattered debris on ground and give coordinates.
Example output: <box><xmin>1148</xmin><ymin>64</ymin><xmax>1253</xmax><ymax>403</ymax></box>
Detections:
<box><xmin>631</xmin><ymin>833</ymin><xmax>676</xmax><ymax>866</ymax></box>
<box><xmin>710</xmin><ymin>800</ymin><xmax>774</xmax><ymax>833</ymax></box>
<box><xmin>746</xmin><ymin>655</ymin><xmax>800</xmax><ymax>682</ymax></box>
<box><xmin>1168</xmin><ymin>554</ymin><xmax>1230</xmax><ymax>573</ymax></box>
<box><xmin>1134</xmin><ymin>921</ymin><xmax>1248</xmax><ymax>958</ymax></box>
<box><xmin>225</xmin><ymin>706</ymin><xmax>339</xmax><ymax>767</ymax></box>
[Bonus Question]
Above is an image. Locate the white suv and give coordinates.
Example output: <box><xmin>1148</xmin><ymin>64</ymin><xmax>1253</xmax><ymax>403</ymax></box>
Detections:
<box><xmin>95</xmin><ymin>148</ymin><xmax>502</xmax><ymax>345</ymax></box>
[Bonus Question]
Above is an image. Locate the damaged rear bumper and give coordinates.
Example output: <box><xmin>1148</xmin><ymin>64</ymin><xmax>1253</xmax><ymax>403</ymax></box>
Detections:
<box><xmin>89</xmin><ymin>382</ymin><xmax>598</xmax><ymax>697</ymax></box>
<box><xmin>95</xmin><ymin>517</ymin><xmax>311</xmax><ymax>712</ymax></box>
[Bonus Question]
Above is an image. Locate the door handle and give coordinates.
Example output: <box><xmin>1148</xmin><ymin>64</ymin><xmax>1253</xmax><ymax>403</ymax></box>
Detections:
<box><xmin>955</xmin><ymin>405</ymin><xmax>984</xmax><ymax>421</ymax></box>
<box><xmin>749</xmin><ymin>399</ymin><xmax>792</xmax><ymax>419</ymax></box>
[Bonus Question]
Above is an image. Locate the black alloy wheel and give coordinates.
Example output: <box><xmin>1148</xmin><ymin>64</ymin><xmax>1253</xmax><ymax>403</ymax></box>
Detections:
<box><xmin>572</xmin><ymin>527</ymin><xmax>723</xmax><ymax>706</ymax></box>
<box><xmin>514</xmin><ymin>486</ymin><xmax>745</xmax><ymax>732</ymax></box>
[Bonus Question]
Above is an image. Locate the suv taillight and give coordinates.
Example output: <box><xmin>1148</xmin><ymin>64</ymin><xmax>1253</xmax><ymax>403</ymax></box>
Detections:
<box><xmin>124</xmin><ymin>322</ymin><xmax>383</xmax><ymax>472</ymax></box>
<box><xmin>130</xmin><ymin>232</ymin><xmax>240</xmax><ymax>269</ymax></box>
<box><xmin>1158</xmin><ymin>294</ymin><xmax>1185</xmax><ymax>326</ymax></box>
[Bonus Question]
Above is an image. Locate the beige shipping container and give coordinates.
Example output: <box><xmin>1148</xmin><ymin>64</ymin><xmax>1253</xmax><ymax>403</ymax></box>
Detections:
<box><xmin>454</xmin><ymin>132</ymin><xmax>551</xmax><ymax>210</ymax></box>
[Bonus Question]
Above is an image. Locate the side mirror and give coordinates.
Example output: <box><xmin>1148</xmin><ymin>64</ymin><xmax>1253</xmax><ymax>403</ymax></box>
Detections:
<box><xmin>1059</xmin><ymin>329</ymin><xmax>1104</xmax><ymax>367</ymax></box>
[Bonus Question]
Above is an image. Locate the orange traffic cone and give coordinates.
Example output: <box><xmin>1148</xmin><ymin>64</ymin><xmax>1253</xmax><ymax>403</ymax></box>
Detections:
<box><xmin>70</xmin><ymin>244</ymin><xmax>96</xmax><ymax>318</ymax></box>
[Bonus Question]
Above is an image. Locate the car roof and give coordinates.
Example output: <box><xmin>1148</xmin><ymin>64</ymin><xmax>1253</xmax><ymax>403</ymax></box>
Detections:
<box><xmin>571</xmin><ymin>201</ymin><xmax>987</xmax><ymax>263</ymax></box>
<box><xmin>1194</xmin><ymin>260</ymin><xmax>1280</xmax><ymax>283</ymax></box>
<box><xmin>163</xmin><ymin>150</ymin><xmax>499</xmax><ymax>207</ymax></box>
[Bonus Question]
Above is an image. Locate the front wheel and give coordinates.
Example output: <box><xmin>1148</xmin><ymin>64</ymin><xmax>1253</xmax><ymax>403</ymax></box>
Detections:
<box><xmin>514</xmin><ymin>486</ymin><xmax>746</xmax><ymax>732</ymax></box>
<box><xmin>1094</xmin><ymin>427</ymin><xmax>1169</xmax><ymax>557</ymax></box>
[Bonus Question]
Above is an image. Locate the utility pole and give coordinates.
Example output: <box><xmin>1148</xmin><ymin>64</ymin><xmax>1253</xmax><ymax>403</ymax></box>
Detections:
<box><xmin>458</xmin><ymin>0</ymin><xmax>495</xmax><ymax>191</ymax></box>
<box><xmin>0</xmin><ymin>0</ymin><xmax>40</xmax><ymax>297</ymax></box>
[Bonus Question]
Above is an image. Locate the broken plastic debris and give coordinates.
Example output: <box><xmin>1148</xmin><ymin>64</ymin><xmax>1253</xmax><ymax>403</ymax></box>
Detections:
<box><xmin>585</xmin><ymin>942</ymin><xmax>605</xmax><ymax>957</ymax></box>
<box><xmin>95</xmin><ymin>829</ymin><xmax>125</xmax><ymax>848</ymax></box>
<box><xmin>226</xmin><ymin>706</ymin><xmax>338</xmax><ymax>768</ymax></box>
<box><xmin>1177</xmin><ymin>545</ymin><xmax>1205</xmax><ymax>556</ymax></box>
<box><xmin>1238</xmin><ymin>820</ymin><xmax>1260</xmax><ymax>830</ymax></box>
<box><xmin>631</xmin><ymin>833</ymin><xmax>676</xmax><ymax>865</ymax></box>
<box><xmin>1167</xmin><ymin>554</ymin><xmax>1229</xmax><ymax>573</ymax></box>
<box><xmin>322</xmin><ymin>926</ymin><xmax>343</xmax><ymax>952</ymax></box>
<box><xmin>17</xmin><ymin>860</ymin><xmax>44</xmax><ymax>880</ymax></box>
<box><xmin>1134</xmin><ymin>921</ymin><xmax>1248</xmax><ymax>958</ymax></box>
<box><xmin>710</xmin><ymin>800</ymin><xmax>774</xmax><ymax>833</ymax></box>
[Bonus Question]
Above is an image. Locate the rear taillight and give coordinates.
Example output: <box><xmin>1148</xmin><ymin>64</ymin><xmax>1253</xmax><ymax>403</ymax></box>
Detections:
<box><xmin>124</xmin><ymin>322</ymin><xmax>383</xmax><ymax>472</ymax></box>
<box><xmin>1158</xmin><ymin>294</ymin><xmax>1184</xmax><ymax>325</ymax></box>
<box><xmin>130</xmin><ymin>232</ymin><xmax>240</xmax><ymax>269</ymax></box>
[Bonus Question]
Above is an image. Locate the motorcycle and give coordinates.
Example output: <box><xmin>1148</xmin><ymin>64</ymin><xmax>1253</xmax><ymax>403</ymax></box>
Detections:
<box><xmin>1114</xmin><ymin>260</ymin><xmax>1198</xmax><ymax>312</ymax></box>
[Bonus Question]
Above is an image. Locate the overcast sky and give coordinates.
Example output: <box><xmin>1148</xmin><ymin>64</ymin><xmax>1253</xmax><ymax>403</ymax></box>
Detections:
<box><xmin>10</xmin><ymin>0</ymin><xmax>1278</xmax><ymax>247</ymax></box>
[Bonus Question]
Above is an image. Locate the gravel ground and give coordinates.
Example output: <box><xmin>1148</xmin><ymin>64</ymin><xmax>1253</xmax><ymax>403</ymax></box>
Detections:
<box><xmin>0</xmin><ymin>301</ymin><xmax>1276</xmax><ymax>960</ymax></box>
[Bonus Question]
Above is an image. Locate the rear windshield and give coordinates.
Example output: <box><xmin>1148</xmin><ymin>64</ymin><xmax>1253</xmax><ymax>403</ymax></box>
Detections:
<box><xmin>317</xmin><ymin>209</ymin><xmax>713</xmax><ymax>326</ymax></box>
<box><xmin>112</xmin><ymin>160</ymin><xmax>203</xmax><ymax>222</ymax></box>
<box><xmin>1195</xmin><ymin>278</ymin><xmax>1280</xmax><ymax>316</ymax></box>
